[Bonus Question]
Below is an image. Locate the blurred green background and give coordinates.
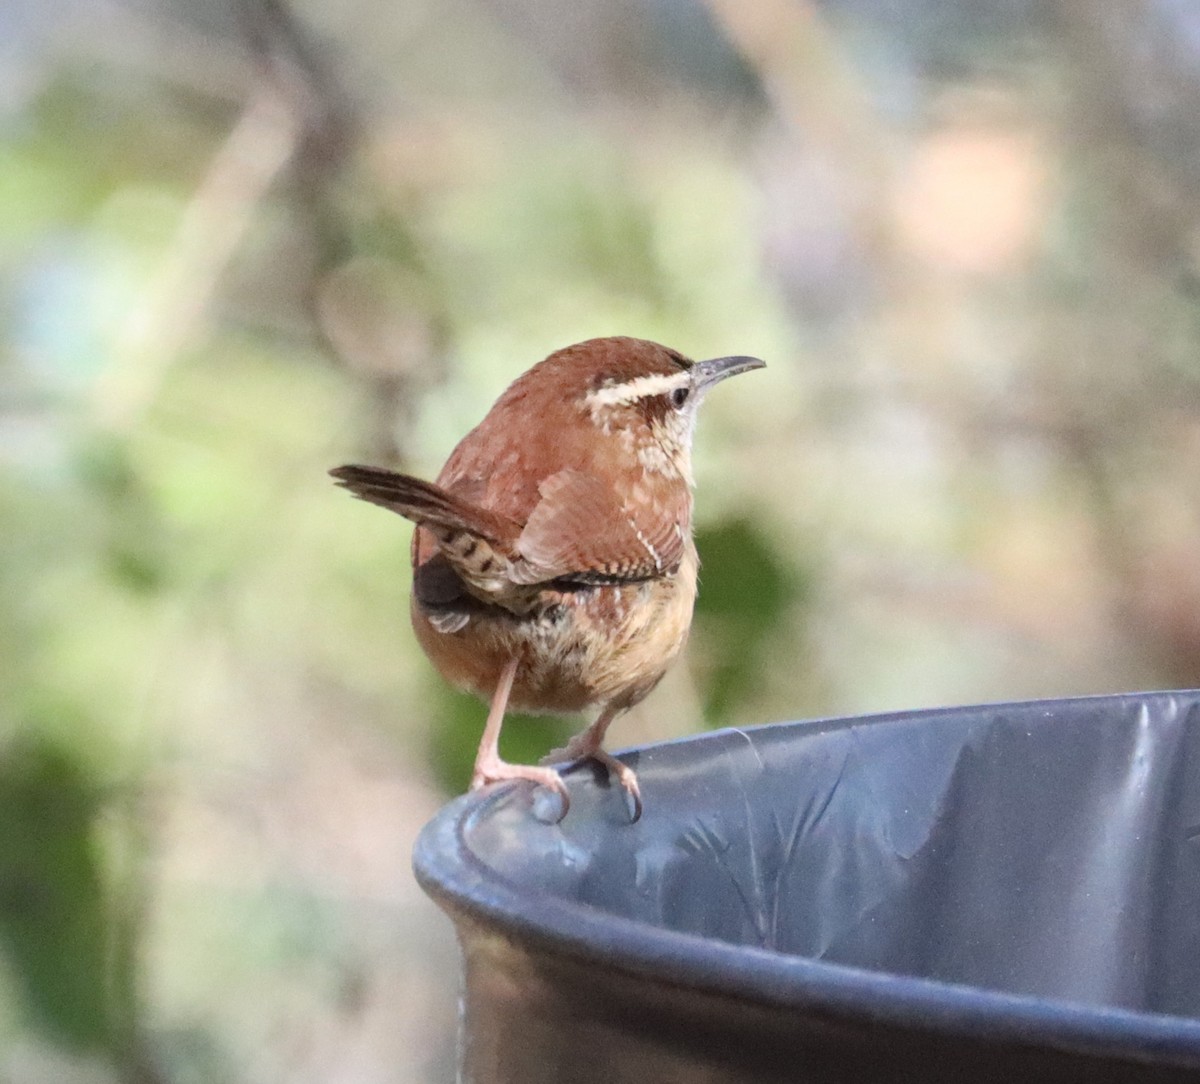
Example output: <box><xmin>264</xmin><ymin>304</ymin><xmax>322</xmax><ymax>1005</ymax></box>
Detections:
<box><xmin>3</xmin><ymin>0</ymin><xmax>1200</xmax><ymax>1079</ymax></box>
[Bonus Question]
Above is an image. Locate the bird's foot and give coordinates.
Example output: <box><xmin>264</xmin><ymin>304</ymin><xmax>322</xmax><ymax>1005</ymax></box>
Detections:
<box><xmin>542</xmin><ymin>738</ymin><xmax>642</xmax><ymax>822</ymax></box>
<box><xmin>470</xmin><ymin>757</ymin><xmax>570</xmax><ymax>822</ymax></box>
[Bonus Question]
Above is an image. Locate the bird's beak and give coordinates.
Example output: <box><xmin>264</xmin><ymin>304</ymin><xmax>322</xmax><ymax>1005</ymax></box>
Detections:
<box><xmin>692</xmin><ymin>354</ymin><xmax>766</xmax><ymax>392</ymax></box>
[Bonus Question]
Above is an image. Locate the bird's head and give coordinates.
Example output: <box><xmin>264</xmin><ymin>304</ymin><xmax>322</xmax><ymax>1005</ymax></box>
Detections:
<box><xmin>537</xmin><ymin>337</ymin><xmax>765</xmax><ymax>482</ymax></box>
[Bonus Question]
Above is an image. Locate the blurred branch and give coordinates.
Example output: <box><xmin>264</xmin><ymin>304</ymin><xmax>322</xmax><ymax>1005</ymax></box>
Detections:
<box><xmin>95</xmin><ymin>81</ymin><xmax>299</xmax><ymax>431</ymax></box>
<box><xmin>700</xmin><ymin>0</ymin><xmax>891</xmax><ymax>183</ymax></box>
<box><xmin>94</xmin><ymin>0</ymin><xmax>364</xmax><ymax>433</ymax></box>
<box><xmin>1053</xmin><ymin>0</ymin><xmax>1200</xmax><ymax>279</ymax></box>
<box><xmin>240</xmin><ymin>0</ymin><xmax>360</xmax><ymax>264</ymax></box>
<box><xmin>239</xmin><ymin>0</ymin><xmax>441</xmax><ymax>465</ymax></box>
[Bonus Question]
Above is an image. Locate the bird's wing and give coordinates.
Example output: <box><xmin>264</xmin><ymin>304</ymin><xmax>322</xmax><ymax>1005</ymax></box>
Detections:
<box><xmin>510</xmin><ymin>469</ymin><xmax>684</xmax><ymax>586</ymax></box>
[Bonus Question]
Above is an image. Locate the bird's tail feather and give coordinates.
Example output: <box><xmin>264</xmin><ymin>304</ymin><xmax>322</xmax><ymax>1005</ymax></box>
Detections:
<box><xmin>329</xmin><ymin>464</ymin><xmax>519</xmax><ymax>545</ymax></box>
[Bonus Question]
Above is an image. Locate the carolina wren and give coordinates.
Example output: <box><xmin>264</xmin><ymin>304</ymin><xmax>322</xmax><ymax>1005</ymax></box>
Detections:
<box><xmin>331</xmin><ymin>336</ymin><xmax>764</xmax><ymax>820</ymax></box>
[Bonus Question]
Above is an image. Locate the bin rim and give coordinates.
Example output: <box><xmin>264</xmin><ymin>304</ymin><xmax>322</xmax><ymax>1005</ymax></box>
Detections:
<box><xmin>413</xmin><ymin>689</ymin><xmax>1200</xmax><ymax>1070</ymax></box>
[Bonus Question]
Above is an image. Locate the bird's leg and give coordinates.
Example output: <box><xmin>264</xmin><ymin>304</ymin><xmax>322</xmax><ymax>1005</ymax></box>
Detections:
<box><xmin>542</xmin><ymin>706</ymin><xmax>641</xmax><ymax>821</ymax></box>
<box><xmin>471</xmin><ymin>657</ymin><xmax>570</xmax><ymax>819</ymax></box>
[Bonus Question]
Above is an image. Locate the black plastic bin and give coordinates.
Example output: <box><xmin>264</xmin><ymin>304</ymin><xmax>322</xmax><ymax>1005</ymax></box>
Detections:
<box><xmin>414</xmin><ymin>691</ymin><xmax>1200</xmax><ymax>1082</ymax></box>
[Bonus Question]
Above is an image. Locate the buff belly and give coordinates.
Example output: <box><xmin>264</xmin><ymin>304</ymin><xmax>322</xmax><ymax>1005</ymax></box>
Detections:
<box><xmin>411</xmin><ymin>548</ymin><xmax>698</xmax><ymax>716</ymax></box>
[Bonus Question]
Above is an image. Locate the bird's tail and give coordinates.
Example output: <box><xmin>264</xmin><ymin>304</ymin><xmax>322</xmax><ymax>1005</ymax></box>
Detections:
<box><xmin>329</xmin><ymin>464</ymin><xmax>519</xmax><ymax>546</ymax></box>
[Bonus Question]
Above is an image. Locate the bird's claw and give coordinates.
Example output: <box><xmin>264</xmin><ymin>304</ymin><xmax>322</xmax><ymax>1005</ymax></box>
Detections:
<box><xmin>541</xmin><ymin>742</ymin><xmax>641</xmax><ymax>822</ymax></box>
<box><xmin>470</xmin><ymin>760</ymin><xmax>571</xmax><ymax>822</ymax></box>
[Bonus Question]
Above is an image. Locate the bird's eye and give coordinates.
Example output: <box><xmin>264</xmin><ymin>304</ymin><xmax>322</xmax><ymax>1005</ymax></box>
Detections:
<box><xmin>671</xmin><ymin>386</ymin><xmax>690</xmax><ymax>409</ymax></box>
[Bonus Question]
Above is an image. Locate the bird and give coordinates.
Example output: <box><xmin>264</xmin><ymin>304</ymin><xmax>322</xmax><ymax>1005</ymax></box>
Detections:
<box><xmin>330</xmin><ymin>336</ymin><xmax>764</xmax><ymax>821</ymax></box>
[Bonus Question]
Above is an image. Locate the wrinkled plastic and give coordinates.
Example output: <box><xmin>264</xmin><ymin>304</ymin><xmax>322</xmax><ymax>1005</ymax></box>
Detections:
<box><xmin>415</xmin><ymin>692</ymin><xmax>1200</xmax><ymax>1082</ymax></box>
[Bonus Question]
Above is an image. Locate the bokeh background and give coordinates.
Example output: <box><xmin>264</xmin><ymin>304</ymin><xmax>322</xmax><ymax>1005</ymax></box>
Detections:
<box><xmin>3</xmin><ymin>0</ymin><xmax>1200</xmax><ymax>1079</ymax></box>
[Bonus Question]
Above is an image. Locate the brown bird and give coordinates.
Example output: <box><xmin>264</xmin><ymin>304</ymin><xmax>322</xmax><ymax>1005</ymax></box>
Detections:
<box><xmin>331</xmin><ymin>336</ymin><xmax>764</xmax><ymax>820</ymax></box>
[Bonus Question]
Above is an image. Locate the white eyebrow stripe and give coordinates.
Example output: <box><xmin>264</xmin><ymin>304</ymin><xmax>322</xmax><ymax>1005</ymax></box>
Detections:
<box><xmin>586</xmin><ymin>371</ymin><xmax>689</xmax><ymax>408</ymax></box>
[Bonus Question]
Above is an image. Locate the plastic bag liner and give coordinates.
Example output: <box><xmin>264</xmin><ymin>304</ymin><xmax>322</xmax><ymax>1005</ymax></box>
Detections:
<box><xmin>413</xmin><ymin>691</ymin><xmax>1200</xmax><ymax>1082</ymax></box>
